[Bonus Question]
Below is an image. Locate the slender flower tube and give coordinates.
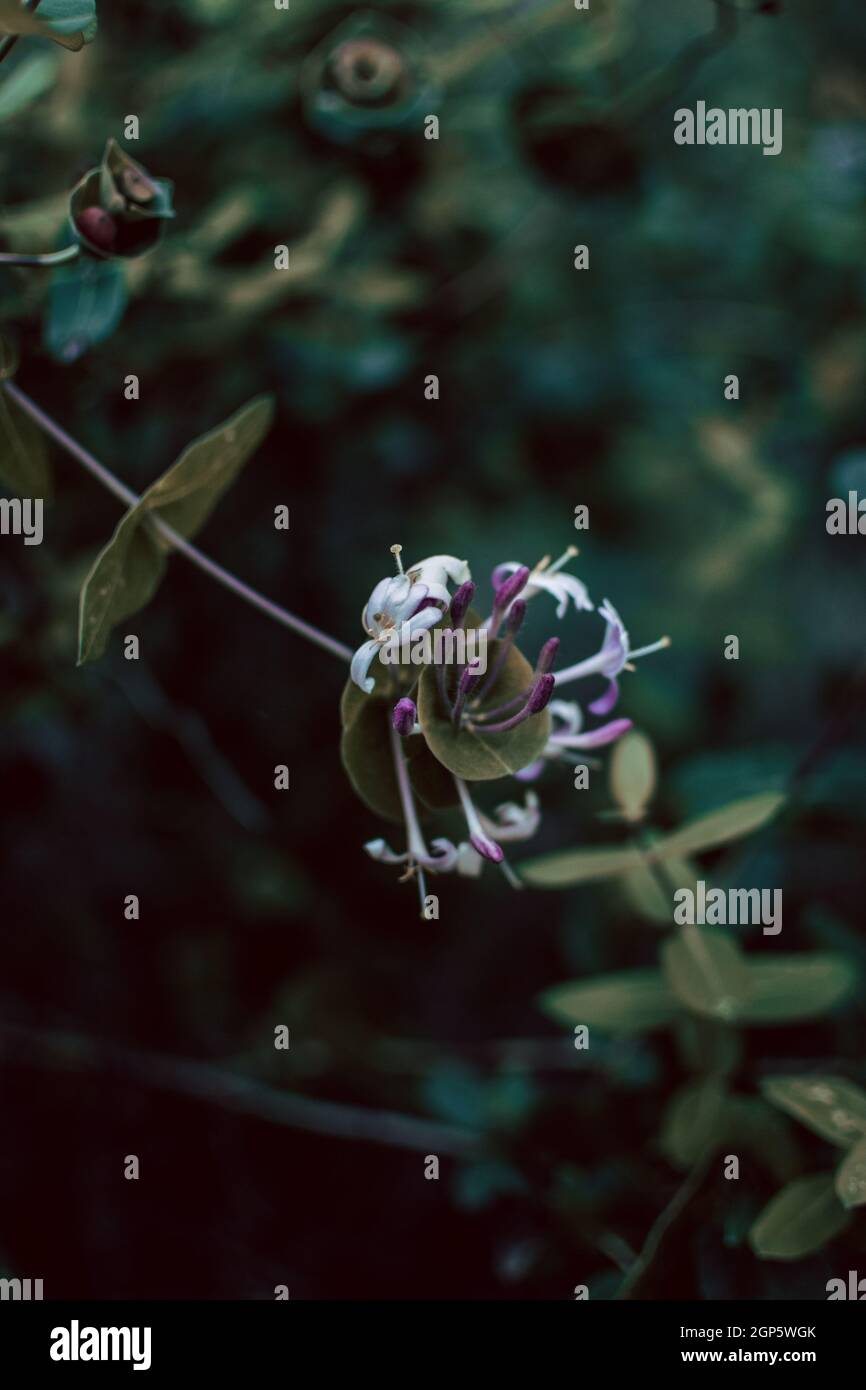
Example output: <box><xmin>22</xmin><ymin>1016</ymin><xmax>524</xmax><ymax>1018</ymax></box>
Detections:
<box><xmin>515</xmin><ymin>699</ymin><xmax>633</xmax><ymax>780</ymax></box>
<box><xmin>368</xmin><ymin>720</ymin><xmax>462</xmax><ymax>911</ymax></box>
<box><xmin>553</xmin><ymin>598</ymin><xmax>670</xmax><ymax>710</ymax></box>
<box><xmin>454</xmin><ymin>777</ymin><xmax>504</xmax><ymax>863</ymax></box>
<box><xmin>476</xmin><ymin>673</ymin><xmax>554</xmax><ymax>735</ymax></box>
<box><xmin>452</xmin><ymin>660</ymin><xmax>482</xmax><ymax>731</ymax></box>
<box><xmin>473</xmin><ymin>598</ymin><xmax>526</xmax><ymax>705</ymax></box>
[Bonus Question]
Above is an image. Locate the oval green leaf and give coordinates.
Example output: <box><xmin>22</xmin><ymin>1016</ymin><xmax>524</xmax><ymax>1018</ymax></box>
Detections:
<box><xmin>340</xmin><ymin>695</ymin><xmax>402</xmax><ymax>823</ymax></box>
<box><xmin>652</xmin><ymin>792</ymin><xmax>785</xmax><ymax>861</ymax></box>
<box><xmin>761</xmin><ymin>1075</ymin><xmax>866</xmax><ymax>1148</ymax></box>
<box><xmin>740</xmin><ymin>954</ymin><xmax>857</xmax><ymax>1024</ymax></box>
<box><xmin>748</xmin><ymin>1173</ymin><xmax>850</xmax><ymax>1261</ymax></box>
<box><xmin>538</xmin><ymin>968</ymin><xmax>677</xmax><ymax>1035</ymax></box>
<box><xmin>44</xmin><ymin>255</ymin><xmax>128</xmax><ymax>363</ymax></box>
<box><xmin>417</xmin><ymin>639</ymin><xmax>551</xmax><ymax>782</ymax></box>
<box><xmin>0</xmin><ymin>385</ymin><xmax>52</xmax><ymax>497</ymax></box>
<box><xmin>520</xmin><ymin>842</ymin><xmax>645</xmax><ymax>888</ymax></box>
<box><xmin>610</xmin><ymin>729</ymin><xmax>656</xmax><ymax>823</ymax></box>
<box><xmin>0</xmin><ymin>52</ymin><xmax>59</xmax><ymax>122</ymax></box>
<box><xmin>0</xmin><ymin>0</ymin><xmax>96</xmax><ymax>49</ymax></box>
<box><xmin>662</xmin><ymin>927</ymin><xmax>751</xmax><ymax>1022</ymax></box>
<box><xmin>660</xmin><ymin>1077</ymin><xmax>729</xmax><ymax>1170</ymax></box>
<box><xmin>835</xmin><ymin>1137</ymin><xmax>866</xmax><ymax>1209</ymax></box>
<box><xmin>78</xmin><ymin>396</ymin><xmax>274</xmax><ymax>664</ymax></box>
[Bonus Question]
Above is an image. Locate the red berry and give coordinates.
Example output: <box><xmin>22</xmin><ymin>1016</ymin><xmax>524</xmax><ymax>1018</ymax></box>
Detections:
<box><xmin>75</xmin><ymin>206</ymin><xmax>118</xmax><ymax>253</ymax></box>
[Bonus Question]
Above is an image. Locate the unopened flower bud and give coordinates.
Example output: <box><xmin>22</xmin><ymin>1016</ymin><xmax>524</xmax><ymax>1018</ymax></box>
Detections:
<box><xmin>493</xmin><ymin>565</ymin><xmax>530</xmax><ymax>611</ymax></box>
<box><xmin>536</xmin><ymin>636</ymin><xmax>560</xmax><ymax>674</ymax></box>
<box><xmin>450</xmin><ymin>580</ymin><xmax>475</xmax><ymax>628</ymax></box>
<box><xmin>528</xmin><ymin>673</ymin><xmax>555</xmax><ymax>715</ymax></box>
<box><xmin>505</xmin><ymin>598</ymin><xmax>527</xmax><ymax>636</ymax></box>
<box><xmin>470</xmin><ymin>833</ymin><xmax>504</xmax><ymax>864</ymax></box>
<box><xmin>392</xmin><ymin>697</ymin><xmax>417</xmax><ymax>736</ymax></box>
<box><xmin>457</xmin><ymin>660</ymin><xmax>482</xmax><ymax>696</ymax></box>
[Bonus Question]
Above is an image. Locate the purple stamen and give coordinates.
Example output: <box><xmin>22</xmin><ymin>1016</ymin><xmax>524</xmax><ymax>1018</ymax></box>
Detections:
<box><xmin>489</xmin><ymin>565</ymin><xmax>530</xmax><ymax>638</ymax></box>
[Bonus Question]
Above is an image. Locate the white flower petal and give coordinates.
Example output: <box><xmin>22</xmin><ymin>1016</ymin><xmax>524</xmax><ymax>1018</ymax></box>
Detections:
<box><xmin>406</xmin><ymin>555</ymin><xmax>471</xmax><ymax>591</ymax></box>
<box><xmin>364</xmin><ymin>839</ymin><xmax>409</xmax><ymax>865</ymax></box>
<box><xmin>350</xmin><ymin>638</ymin><xmax>383</xmax><ymax>693</ymax></box>
<box><xmin>456</xmin><ymin>842</ymin><xmax>485</xmax><ymax>877</ymax></box>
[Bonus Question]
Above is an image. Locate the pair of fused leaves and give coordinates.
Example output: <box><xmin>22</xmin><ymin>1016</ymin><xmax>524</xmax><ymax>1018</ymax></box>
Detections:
<box><xmin>522</xmin><ymin>789</ymin><xmax>785</xmax><ymax>887</ymax></box>
<box><xmin>0</xmin><ymin>336</ymin><xmax>52</xmax><ymax>496</ymax></box>
<box><xmin>746</xmin><ymin>1076</ymin><xmax>866</xmax><ymax>1258</ymax></box>
<box><xmin>340</xmin><ymin>618</ymin><xmax>552</xmax><ymax>819</ymax></box>
<box><xmin>77</xmin><ymin>395</ymin><xmax>274</xmax><ymax>664</ymax></box>
<box><xmin>340</xmin><ymin>673</ymin><xmax>457</xmax><ymax>823</ymax></box>
<box><xmin>540</xmin><ymin>928</ymin><xmax>857</xmax><ymax>1033</ymax></box>
<box><xmin>0</xmin><ymin>0</ymin><xmax>97</xmax><ymax>49</ymax></box>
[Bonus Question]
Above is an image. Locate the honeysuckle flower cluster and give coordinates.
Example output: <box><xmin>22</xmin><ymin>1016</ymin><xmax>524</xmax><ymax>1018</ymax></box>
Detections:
<box><xmin>343</xmin><ymin>544</ymin><xmax>670</xmax><ymax>913</ymax></box>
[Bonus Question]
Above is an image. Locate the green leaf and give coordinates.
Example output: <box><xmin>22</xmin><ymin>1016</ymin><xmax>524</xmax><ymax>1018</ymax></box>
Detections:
<box><xmin>135</xmin><ymin>395</ymin><xmax>275</xmax><ymax>539</ymax></box>
<box><xmin>609</xmin><ymin>730</ymin><xmax>656</xmax><ymax>823</ymax></box>
<box><xmin>0</xmin><ymin>51</ymin><xmax>59</xmax><ymax>121</ymax></box>
<box><xmin>659</xmin><ymin>1077</ymin><xmax>729</xmax><ymax>1169</ymax></box>
<box><xmin>77</xmin><ymin>510</ymin><xmax>168</xmax><ymax>666</ymax></box>
<box><xmin>0</xmin><ymin>0</ymin><xmax>96</xmax><ymax>49</ymax></box>
<box><xmin>520</xmin><ymin>842</ymin><xmax>645</xmax><ymax>888</ymax></box>
<box><xmin>835</xmin><ymin>1137</ymin><xmax>866</xmax><ymax>1209</ymax></box>
<box><xmin>33</xmin><ymin>0</ymin><xmax>97</xmax><ymax>45</ymax></box>
<box><xmin>44</xmin><ymin>255</ymin><xmax>128</xmax><ymax>363</ymax></box>
<box><xmin>407</xmin><ymin>738</ymin><xmax>459</xmax><ymax>811</ymax></box>
<box><xmin>739</xmin><ymin>954</ymin><xmax>857</xmax><ymax>1024</ymax></box>
<box><xmin>651</xmin><ymin>792</ymin><xmax>785</xmax><ymax>861</ymax></box>
<box><xmin>417</xmin><ymin>638</ymin><xmax>551</xmax><ymax>782</ymax></box>
<box><xmin>761</xmin><ymin>1076</ymin><xmax>866</xmax><ymax>1149</ymax></box>
<box><xmin>538</xmin><ymin>968</ymin><xmax>677</xmax><ymax>1035</ymax></box>
<box><xmin>339</xmin><ymin>679</ymin><xmax>459</xmax><ymax>819</ymax></box>
<box><xmin>620</xmin><ymin>848</ymin><xmax>698</xmax><ymax>925</ymax></box>
<box><xmin>662</xmin><ymin>927</ymin><xmax>751</xmax><ymax>1022</ymax></box>
<box><xmin>521</xmin><ymin>793</ymin><xmax>783</xmax><ymax>890</ymax></box>
<box><xmin>748</xmin><ymin>1173</ymin><xmax>850</xmax><ymax>1261</ymax></box>
<box><xmin>78</xmin><ymin>397</ymin><xmax>274</xmax><ymax>664</ymax></box>
<box><xmin>0</xmin><ymin>387</ymin><xmax>52</xmax><ymax>497</ymax></box>
<box><xmin>340</xmin><ymin>694</ymin><xmax>403</xmax><ymax>823</ymax></box>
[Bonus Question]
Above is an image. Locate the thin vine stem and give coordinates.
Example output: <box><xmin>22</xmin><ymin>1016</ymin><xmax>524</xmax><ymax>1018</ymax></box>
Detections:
<box><xmin>0</xmin><ymin>243</ymin><xmax>80</xmax><ymax>267</ymax></box>
<box><xmin>2</xmin><ymin>380</ymin><xmax>353</xmax><ymax>665</ymax></box>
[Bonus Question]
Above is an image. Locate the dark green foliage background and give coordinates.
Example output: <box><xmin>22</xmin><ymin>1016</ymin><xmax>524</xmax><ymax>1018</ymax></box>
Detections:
<box><xmin>1</xmin><ymin>0</ymin><xmax>865</xmax><ymax>1298</ymax></box>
